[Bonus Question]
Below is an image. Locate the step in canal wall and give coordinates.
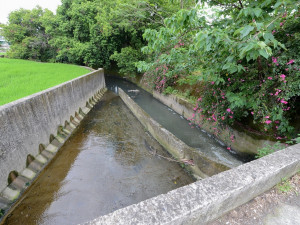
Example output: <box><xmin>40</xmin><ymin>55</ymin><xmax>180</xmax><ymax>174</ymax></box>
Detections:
<box><xmin>0</xmin><ymin>69</ymin><xmax>106</xmax><ymax>213</ymax></box>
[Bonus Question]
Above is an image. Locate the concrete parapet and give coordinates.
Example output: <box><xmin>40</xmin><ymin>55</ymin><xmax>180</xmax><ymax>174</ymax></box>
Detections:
<box><xmin>0</xmin><ymin>69</ymin><xmax>105</xmax><ymax>193</ymax></box>
<box><xmin>85</xmin><ymin>143</ymin><xmax>300</xmax><ymax>225</ymax></box>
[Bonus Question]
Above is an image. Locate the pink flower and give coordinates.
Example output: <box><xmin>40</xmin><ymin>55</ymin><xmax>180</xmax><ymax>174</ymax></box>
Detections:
<box><xmin>226</xmin><ymin>108</ymin><xmax>231</xmax><ymax>113</ymax></box>
<box><xmin>272</xmin><ymin>57</ymin><xmax>278</xmax><ymax>63</ymax></box>
<box><xmin>251</xmin><ymin>112</ymin><xmax>254</xmax><ymax>115</ymax></box>
<box><xmin>272</xmin><ymin>30</ymin><xmax>276</xmax><ymax>34</ymax></box>
<box><xmin>287</xmin><ymin>59</ymin><xmax>295</xmax><ymax>65</ymax></box>
<box><xmin>197</xmin><ymin>97</ymin><xmax>202</xmax><ymax>101</ymax></box>
<box><xmin>281</xmin><ymin>100</ymin><xmax>288</xmax><ymax>104</ymax></box>
<box><xmin>211</xmin><ymin>81</ymin><xmax>215</xmax><ymax>85</ymax></box>
<box><xmin>227</xmin><ymin>147</ymin><xmax>231</xmax><ymax>150</ymax></box>
<box><xmin>265</xmin><ymin>120</ymin><xmax>272</xmax><ymax>124</ymax></box>
<box><xmin>221</xmin><ymin>116</ymin><xmax>225</xmax><ymax>120</ymax></box>
<box><xmin>265</xmin><ymin>116</ymin><xmax>269</xmax><ymax>119</ymax></box>
<box><xmin>267</xmin><ymin>77</ymin><xmax>272</xmax><ymax>80</ymax></box>
<box><xmin>280</xmin><ymin>74</ymin><xmax>286</xmax><ymax>80</ymax></box>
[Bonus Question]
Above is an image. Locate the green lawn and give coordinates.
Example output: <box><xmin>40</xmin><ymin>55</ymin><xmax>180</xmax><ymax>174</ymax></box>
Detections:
<box><xmin>0</xmin><ymin>58</ymin><xmax>90</xmax><ymax>106</ymax></box>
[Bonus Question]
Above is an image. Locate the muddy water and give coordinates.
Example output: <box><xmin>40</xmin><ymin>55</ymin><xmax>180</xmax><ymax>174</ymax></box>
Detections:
<box><xmin>3</xmin><ymin>91</ymin><xmax>194</xmax><ymax>225</ymax></box>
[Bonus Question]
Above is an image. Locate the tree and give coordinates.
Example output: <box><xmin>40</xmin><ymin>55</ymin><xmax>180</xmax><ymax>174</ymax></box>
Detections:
<box><xmin>138</xmin><ymin>0</ymin><xmax>300</xmax><ymax>138</ymax></box>
<box><xmin>2</xmin><ymin>7</ymin><xmax>56</xmax><ymax>61</ymax></box>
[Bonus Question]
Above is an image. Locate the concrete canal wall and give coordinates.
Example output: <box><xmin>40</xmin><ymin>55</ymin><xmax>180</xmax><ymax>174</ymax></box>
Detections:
<box><xmin>0</xmin><ymin>69</ymin><xmax>106</xmax><ymax>193</ymax></box>
<box><xmin>153</xmin><ymin>91</ymin><xmax>279</xmax><ymax>156</ymax></box>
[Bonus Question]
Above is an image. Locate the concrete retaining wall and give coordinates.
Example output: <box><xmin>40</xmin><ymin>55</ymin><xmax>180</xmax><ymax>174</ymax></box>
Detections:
<box><xmin>85</xmin><ymin>143</ymin><xmax>300</xmax><ymax>225</ymax></box>
<box><xmin>0</xmin><ymin>69</ymin><xmax>105</xmax><ymax>192</ymax></box>
<box><xmin>119</xmin><ymin>88</ymin><xmax>230</xmax><ymax>179</ymax></box>
<box><xmin>153</xmin><ymin>92</ymin><xmax>278</xmax><ymax>156</ymax></box>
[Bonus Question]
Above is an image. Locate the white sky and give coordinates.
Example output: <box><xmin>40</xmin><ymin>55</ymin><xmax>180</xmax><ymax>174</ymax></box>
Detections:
<box><xmin>0</xmin><ymin>0</ymin><xmax>62</xmax><ymax>24</ymax></box>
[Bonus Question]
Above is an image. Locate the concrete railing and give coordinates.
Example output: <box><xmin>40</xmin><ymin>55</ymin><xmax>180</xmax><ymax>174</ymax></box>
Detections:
<box><xmin>0</xmin><ymin>69</ymin><xmax>105</xmax><ymax>192</ymax></box>
<box><xmin>85</xmin><ymin>143</ymin><xmax>300</xmax><ymax>225</ymax></box>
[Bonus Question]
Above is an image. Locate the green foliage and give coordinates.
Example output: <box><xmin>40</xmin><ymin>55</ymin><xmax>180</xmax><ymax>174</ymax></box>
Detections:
<box><xmin>277</xmin><ymin>177</ymin><xmax>293</xmax><ymax>193</ymax></box>
<box><xmin>2</xmin><ymin>7</ymin><xmax>56</xmax><ymax>61</ymax></box>
<box><xmin>138</xmin><ymin>0</ymin><xmax>300</xmax><ymax>138</ymax></box>
<box><xmin>0</xmin><ymin>208</ymin><xmax>4</xmax><ymax>218</ymax></box>
<box><xmin>110</xmin><ymin>47</ymin><xmax>142</xmax><ymax>76</ymax></box>
<box><xmin>2</xmin><ymin>0</ymin><xmax>187</xmax><ymax>71</ymax></box>
<box><xmin>255</xmin><ymin>141</ymin><xmax>284</xmax><ymax>158</ymax></box>
<box><xmin>0</xmin><ymin>58</ymin><xmax>89</xmax><ymax>105</ymax></box>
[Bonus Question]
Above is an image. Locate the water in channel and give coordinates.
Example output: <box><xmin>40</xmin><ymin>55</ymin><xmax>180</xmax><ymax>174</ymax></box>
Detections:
<box><xmin>3</xmin><ymin>91</ymin><xmax>194</xmax><ymax>225</ymax></box>
<box><xmin>106</xmin><ymin>76</ymin><xmax>248</xmax><ymax>167</ymax></box>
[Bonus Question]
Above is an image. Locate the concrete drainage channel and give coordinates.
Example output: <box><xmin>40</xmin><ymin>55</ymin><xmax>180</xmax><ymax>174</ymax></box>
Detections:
<box><xmin>0</xmin><ymin>69</ymin><xmax>106</xmax><ymax>220</ymax></box>
<box><xmin>0</xmin><ymin>69</ymin><xmax>299</xmax><ymax>224</ymax></box>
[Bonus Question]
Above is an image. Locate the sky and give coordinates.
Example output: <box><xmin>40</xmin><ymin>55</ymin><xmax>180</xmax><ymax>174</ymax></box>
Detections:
<box><xmin>0</xmin><ymin>0</ymin><xmax>62</xmax><ymax>24</ymax></box>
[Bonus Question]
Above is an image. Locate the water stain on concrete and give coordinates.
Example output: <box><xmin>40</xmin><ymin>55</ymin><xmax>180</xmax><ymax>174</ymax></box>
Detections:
<box><xmin>3</xmin><ymin>91</ymin><xmax>194</xmax><ymax>225</ymax></box>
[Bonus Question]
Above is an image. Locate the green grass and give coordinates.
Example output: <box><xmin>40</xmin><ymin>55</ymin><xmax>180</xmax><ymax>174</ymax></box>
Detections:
<box><xmin>0</xmin><ymin>58</ymin><xmax>90</xmax><ymax>106</ymax></box>
<box><xmin>0</xmin><ymin>52</ymin><xmax>7</xmax><ymax>56</ymax></box>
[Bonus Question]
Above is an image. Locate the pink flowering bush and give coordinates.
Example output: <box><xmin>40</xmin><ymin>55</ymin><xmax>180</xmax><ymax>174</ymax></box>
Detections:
<box><xmin>138</xmin><ymin>1</ymin><xmax>300</xmax><ymax>140</ymax></box>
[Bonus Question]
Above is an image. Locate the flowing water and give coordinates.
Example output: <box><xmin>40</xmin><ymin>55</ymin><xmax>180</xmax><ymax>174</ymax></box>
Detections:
<box><xmin>106</xmin><ymin>76</ymin><xmax>249</xmax><ymax>167</ymax></box>
<box><xmin>3</xmin><ymin>91</ymin><xmax>194</xmax><ymax>225</ymax></box>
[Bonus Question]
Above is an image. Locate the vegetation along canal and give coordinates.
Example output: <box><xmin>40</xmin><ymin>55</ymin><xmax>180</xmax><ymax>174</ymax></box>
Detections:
<box><xmin>2</xmin><ymin>91</ymin><xmax>194</xmax><ymax>225</ymax></box>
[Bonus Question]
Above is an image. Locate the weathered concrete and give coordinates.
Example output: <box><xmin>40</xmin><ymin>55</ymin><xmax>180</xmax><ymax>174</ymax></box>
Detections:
<box><xmin>84</xmin><ymin>143</ymin><xmax>300</xmax><ymax>225</ymax></box>
<box><xmin>119</xmin><ymin>88</ymin><xmax>231</xmax><ymax>179</ymax></box>
<box><xmin>153</xmin><ymin>92</ymin><xmax>280</xmax><ymax>155</ymax></box>
<box><xmin>0</xmin><ymin>69</ymin><xmax>105</xmax><ymax>192</ymax></box>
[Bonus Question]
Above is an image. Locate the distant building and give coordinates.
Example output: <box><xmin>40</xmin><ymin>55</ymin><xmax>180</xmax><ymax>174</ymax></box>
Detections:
<box><xmin>0</xmin><ymin>34</ymin><xmax>9</xmax><ymax>52</ymax></box>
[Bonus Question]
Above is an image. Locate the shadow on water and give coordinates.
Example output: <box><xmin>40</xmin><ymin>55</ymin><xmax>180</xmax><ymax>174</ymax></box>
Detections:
<box><xmin>105</xmin><ymin>76</ymin><xmax>253</xmax><ymax>165</ymax></box>
<box><xmin>3</xmin><ymin>91</ymin><xmax>194</xmax><ymax>225</ymax></box>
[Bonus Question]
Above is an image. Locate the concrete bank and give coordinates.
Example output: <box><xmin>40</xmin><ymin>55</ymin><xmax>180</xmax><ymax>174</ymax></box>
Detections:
<box><xmin>118</xmin><ymin>88</ymin><xmax>230</xmax><ymax>179</ymax></box>
<box><xmin>153</xmin><ymin>92</ymin><xmax>279</xmax><ymax>156</ymax></box>
<box><xmin>0</xmin><ymin>69</ymin><xmax>106</xmax><ymax>204</ymax></box>
<box><xmin>85</xmin><ymin>143</ymin><xmax>300</xmax><ymax>225</ymax></box>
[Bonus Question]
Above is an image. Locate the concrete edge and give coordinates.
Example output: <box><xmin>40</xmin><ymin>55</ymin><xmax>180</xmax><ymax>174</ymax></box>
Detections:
<box><xmin>84</xmin><ymin>143</ymin><xmax>300</xmax><ymax>225</ymax></box>
<box><xmin>118</xmin><ymin>88</ymin><xmax>231</xmax><ymax>179</ymax></box>
<box><xmin>0</xmin><ymin>69</ymin><xmax>104</xmax><ymax>111</ymax></box>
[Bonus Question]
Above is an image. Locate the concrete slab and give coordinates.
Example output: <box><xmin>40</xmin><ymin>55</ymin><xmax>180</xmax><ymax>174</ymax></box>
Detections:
<box><xmin>20</xmin><ymin>169</ymin><xmax>36</xmax><ymax>180</ymax></box>
<box><xmin>35</xmin><ymin>155</ymin><xmax>48</xmax><ymax>164</ymax></box>
<box><xmin>46</xmin><ymin>144</ymin><xmax>58</xmax><ymax>153</ymax></box>
<box><xmin>1</xmin><ymin>187</ymin><xmax>20</xmax><ymax>202</ymax></box>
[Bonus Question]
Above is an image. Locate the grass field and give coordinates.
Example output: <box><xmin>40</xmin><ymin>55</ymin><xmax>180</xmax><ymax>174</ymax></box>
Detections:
<box><xmin>0</xmin><ymin>58</ymin><xmax>90</xmax><ymax>106</ymax></box>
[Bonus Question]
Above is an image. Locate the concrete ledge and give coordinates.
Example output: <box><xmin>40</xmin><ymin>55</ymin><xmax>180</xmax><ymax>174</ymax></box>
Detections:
<box><xmin>84</xmin><ymin>143</ymin><xmax>300</xmax><ymax>225</ymax></box>
<box><xmin>118</xmin><ymin>88</ymin><xmax>230</xmax><ymax>179</ymax></box>
<box><xmin>0</xmin><ymin>69</ymin><xmax>105</xmax><ymax>192</ymax></box>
